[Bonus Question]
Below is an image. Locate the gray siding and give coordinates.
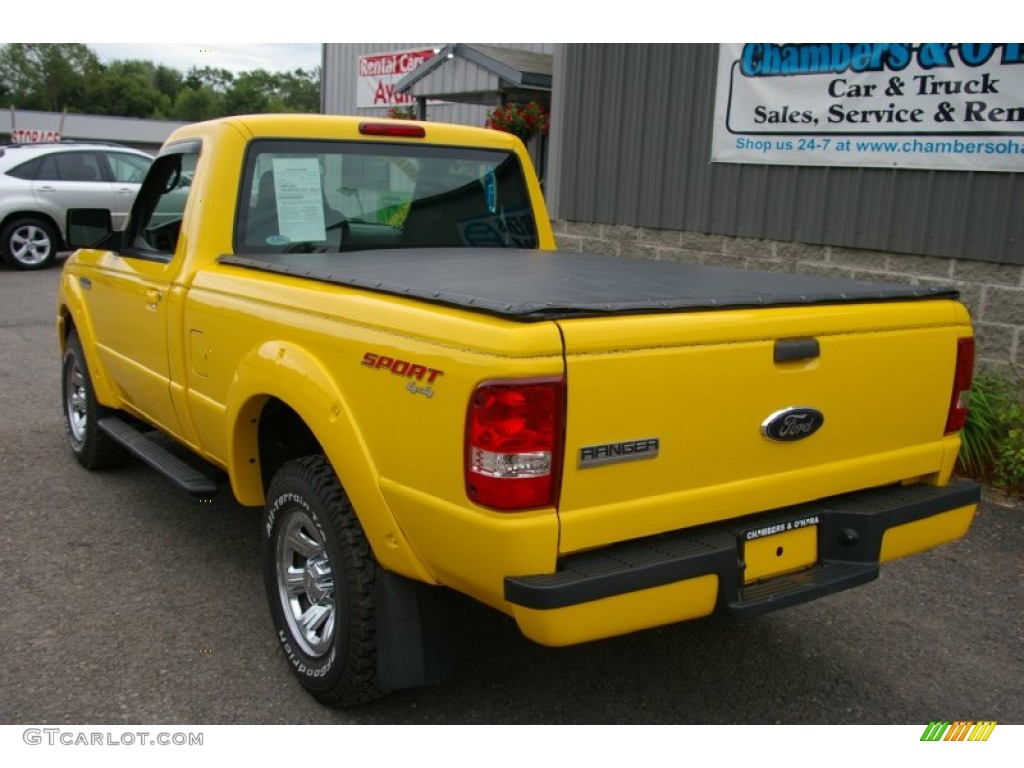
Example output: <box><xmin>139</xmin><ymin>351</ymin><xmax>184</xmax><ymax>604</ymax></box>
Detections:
<box><xmin>551</xmin><ymin>44</ymin><xmax>1023</xmax><ymax>265</ymax></box>
<box><xmin>323</xmin><ymin>43</ymin><xmax>555</xmax><ymax>128</ymax></box>
<box><xmin>408</xmin><ymin>58</ymin><xmax>502</xmax><ymax>102</ymax></box>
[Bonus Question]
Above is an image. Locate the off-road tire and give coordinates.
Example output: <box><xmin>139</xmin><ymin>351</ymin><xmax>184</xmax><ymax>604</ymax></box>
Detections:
<box><xmin>264</xmin><ymin>455</ymin><xmax>389</xmax><ymax>707</ymax></box>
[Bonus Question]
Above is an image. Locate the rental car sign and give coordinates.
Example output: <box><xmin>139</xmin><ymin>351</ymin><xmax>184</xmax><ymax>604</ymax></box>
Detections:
<box><xmin>357</xmin><ymin>48</ymin><xmax>435</xmax><ymax>108</ymax></box>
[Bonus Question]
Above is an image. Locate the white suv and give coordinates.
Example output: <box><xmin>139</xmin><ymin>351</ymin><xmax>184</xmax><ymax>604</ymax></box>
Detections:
<box><xmin>0</xmin><ymin>142</ymin><xmax>153</xmax><ymax>269</ymax></box>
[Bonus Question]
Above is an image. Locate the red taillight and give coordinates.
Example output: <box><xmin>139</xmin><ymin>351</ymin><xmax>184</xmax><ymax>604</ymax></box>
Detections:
<box><xmin>358</xmin><ymin>122</ymin><xmax>426</xmax><ymax>138</ymax></box>
<box><xmin>945</xmin><ymin>336</ymin><xmax>975</xmax><ymax>434</ymax></box>
<box><xmin>465</xmin><ymin>379</ymin><xmax>564</xmax><ymax>511</ymax></box>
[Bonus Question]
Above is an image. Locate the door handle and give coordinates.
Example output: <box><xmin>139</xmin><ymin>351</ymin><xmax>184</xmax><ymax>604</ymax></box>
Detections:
<box><xmin>774</xmin><ymin>338</ymin><xmax>820</xmax><ymax>363</ymax></box>
<box><xmin>145</xmin><ymin>289</ymin><xmax>162</xmax><ymax>310</ymax></box>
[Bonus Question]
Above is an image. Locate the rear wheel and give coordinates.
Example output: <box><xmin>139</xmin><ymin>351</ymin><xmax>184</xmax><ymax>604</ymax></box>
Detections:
<box><xmin>264</xmin><ymin>455</ymin><xmax>388</xmax><ymax>707</ymax></box>
<box><xmin>1</xmin><ymin>217</ymin><xmax>59</xmax><ymax>269</ymax></box>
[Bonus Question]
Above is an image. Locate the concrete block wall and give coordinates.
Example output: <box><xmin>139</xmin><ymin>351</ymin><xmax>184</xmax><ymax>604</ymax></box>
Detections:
<box><xmin>553</xmin><ymin>220</ymin><xmax>1024</xmax><ymax>373</ymax></box>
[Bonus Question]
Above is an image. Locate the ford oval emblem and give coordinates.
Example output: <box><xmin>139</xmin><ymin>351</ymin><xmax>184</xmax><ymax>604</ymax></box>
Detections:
<box><xmin>761</xmin><ymin>407</ymin><xmax>825</xmax><ymax>442</ymax></box>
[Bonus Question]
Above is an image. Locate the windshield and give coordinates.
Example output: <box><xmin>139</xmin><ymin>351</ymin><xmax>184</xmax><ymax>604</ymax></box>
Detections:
<box><xmin>235</xmin><ymin>139</ymin><xmax>538</xmax><ymax>255</ymax></box>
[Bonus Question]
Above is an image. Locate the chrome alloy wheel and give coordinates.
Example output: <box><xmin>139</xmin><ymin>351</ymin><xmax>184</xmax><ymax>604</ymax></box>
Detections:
<box><xmin>9</xmin><ymin>223</ymin><xmax>53</xmax><ymax>267</ymax></box>
<box><xmin>65</xmin><ymin>356</ymin><xmax>88</xmax><ymax>446</ymax></box>
<box><xmin>276</xmin><ymin>509</ymin><xmax>336</xmax><ymax>657</ymax></box>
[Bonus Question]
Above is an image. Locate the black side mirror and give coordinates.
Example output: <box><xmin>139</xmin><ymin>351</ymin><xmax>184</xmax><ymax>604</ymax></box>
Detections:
<box><xmin>66</xmin><ymin>208</ymin><xmax>122</xmax><ymax>250</ymax></box>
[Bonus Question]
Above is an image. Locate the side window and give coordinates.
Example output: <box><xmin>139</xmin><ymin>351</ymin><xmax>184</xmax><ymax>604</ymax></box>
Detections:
<box><xmin>53</xmin><ymin>152</ymin><xmax>104</xmax><ymax>182</ymax></box>
<box><xmin>123</xmin><ymin>150</ymin><xmax>199</xmax><ymax>259</ymax></box>
<box><xmin>106</xmin><ymin>152</ymin><xmax>152</xmax><ymax>183</ymax></box>
<box><xmin>36</xmin><ymin>155</ymin><xmax>59</xmax><ymax>181</ymax></box>
<box><xmin>5</xmin><ymin>156</ymin><xmax>43</xmax><ymax>180</ymax></box>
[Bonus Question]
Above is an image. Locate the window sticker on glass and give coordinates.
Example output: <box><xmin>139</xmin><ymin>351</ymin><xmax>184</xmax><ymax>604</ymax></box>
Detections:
<box><xmin>272</xmin><ymin>157</ymin><xmax>326</xmax><ymax>243</ymax></box>
<box><xmin>483</xmin><ymin>171</ymin><xmax>497</xmax><ymax>214</ymax></box>
<box><xmin>457</xmin><ymin>206</ymin><xmax>537</xmax><ymax>249</ymax></box>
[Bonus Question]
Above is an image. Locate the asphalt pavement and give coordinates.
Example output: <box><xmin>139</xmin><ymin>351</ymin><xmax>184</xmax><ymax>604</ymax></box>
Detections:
<box><xmin>1</xmin><ymin>261</ymin><xmax>1021</xmax><ymax>725</ymax></box>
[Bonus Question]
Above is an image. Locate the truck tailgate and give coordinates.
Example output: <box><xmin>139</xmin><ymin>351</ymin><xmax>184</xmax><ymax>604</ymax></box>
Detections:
<box><xmin>555</xmin><ymin>299</ymin><xmax>970</xmax><ymax>554</ymax></box>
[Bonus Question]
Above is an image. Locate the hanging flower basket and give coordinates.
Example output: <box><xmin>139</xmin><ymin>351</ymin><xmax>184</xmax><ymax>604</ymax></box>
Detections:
<box><xmin>387</xmin><ymin>105</ymin><xmax>417</xmax><ymax>120</ymax></box>
<box><xmin>484</xmin><ymin>101</ymin><xmax>550</xmax><ymax>143</ymax></box>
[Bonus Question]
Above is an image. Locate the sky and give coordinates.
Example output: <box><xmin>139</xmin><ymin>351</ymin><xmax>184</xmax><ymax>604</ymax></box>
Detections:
<box><xmin>89</xmin><ymin>44</ymin><xmax>322</xmax><ymax>76</ymax></box>
<box><xmin>21</xmin><ymin>0</ymin><xmax>997</xmax><ymax>75</ymax></box>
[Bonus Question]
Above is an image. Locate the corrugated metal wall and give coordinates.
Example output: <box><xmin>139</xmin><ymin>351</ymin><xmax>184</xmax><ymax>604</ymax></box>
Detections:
<box><xmin>551</xmin><ymin>44</ymin><xmax>1023</xmax><ymax>265</ymax></box>
<box><xmin>407</xmin><ymin>57</ymin><xmax>501</xmax><ymax>101</ymax></box>
<box><xmin>323</xmin><ymin>43</ymin><xmax>555</xmax><ymax>128</ymax></box>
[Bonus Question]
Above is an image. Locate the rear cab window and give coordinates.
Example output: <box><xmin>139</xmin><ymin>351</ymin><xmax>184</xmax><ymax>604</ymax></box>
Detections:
<box><xmin>234</xmin><ymin>139</ymin><xmax>537</xmax><ymax>256</ymax></box>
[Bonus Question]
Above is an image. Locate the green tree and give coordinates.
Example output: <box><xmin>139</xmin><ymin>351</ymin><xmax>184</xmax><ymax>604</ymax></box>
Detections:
<box><xmin>277</xmin><ymin>67</ymin><xmax>320</xmax><ymax>113</ymax></box>
<box><xmin>222</xmin><ymin>69</ymin><xmax>275</xmax><ymax>115</ymax></box>
<box><xmin>153</xmin><ymin>65</ymin><xmax>184</xmax><ymax>107</ymax></box>
<box><xmin>0</xmin><ymin>43</ymin><xmax>101</xmax><ymax>111</ymax></box>
<box><xmin>87</xmin><ymin>60</ymin><xmax>172</xmax><ymax>118</ymax></box>
<box><xmin>171</xmin><ymin>86</ymin><xmax>223</xmax><ymax>121</ymax></box>
<box><xmin>184</xmin><ymin>66</ymin><xmax>235</xmax><ymax>93</ymax></box>
<box><xmin>221</xmin><ymin>68</ymin><xmax>320</xmax><ymax>116</ymax></box>
<box><xmin>0</xmin><ymin>44</ymin><xmax>320</xmax><ymax>121</ymax></box>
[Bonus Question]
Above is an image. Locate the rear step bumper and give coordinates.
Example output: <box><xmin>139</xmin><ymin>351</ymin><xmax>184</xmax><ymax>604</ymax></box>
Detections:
<box><xmin>505</xmin><ymin>481</ymin><xmax>980</xmax><ymax>618</ymax></box>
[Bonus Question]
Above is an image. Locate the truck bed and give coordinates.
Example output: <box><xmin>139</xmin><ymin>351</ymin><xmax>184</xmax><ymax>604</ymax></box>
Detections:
<box><xmin>220</xmin><ymin>248</ymin><xmax>958</xmax><ymax>321</ymax></box>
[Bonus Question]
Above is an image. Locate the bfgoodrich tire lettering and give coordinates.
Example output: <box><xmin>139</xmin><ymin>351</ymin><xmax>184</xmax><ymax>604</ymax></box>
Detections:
<box><xmin>264</xmin><ymin>455</ymin><xmax>388</xmax><ymax>706</ymax></box>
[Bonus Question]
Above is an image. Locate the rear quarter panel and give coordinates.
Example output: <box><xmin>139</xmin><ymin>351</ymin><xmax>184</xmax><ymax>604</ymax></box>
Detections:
<box><xmin>183</xmin><ymin>265</ymin><xmax>566</xmax><ymax>603</ymax></box>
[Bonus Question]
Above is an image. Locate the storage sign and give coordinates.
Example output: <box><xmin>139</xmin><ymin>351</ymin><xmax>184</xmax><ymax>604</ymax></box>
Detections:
<box><xmin>712</xmin><ymin>43</ymin><xmax>1024</xmax><ymax>172</ymax></box>
<box><xmin>10</xmin><ymin>128</ymin><xmax>61</xmax><ymax>143</ymax></box>
<box><xmin>357</xmin><ymin>48</ymin><xmax>435</xmax><ymax>108</ymax></box>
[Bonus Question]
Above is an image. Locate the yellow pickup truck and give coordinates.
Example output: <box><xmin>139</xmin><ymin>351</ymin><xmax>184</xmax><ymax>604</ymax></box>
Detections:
<box><xmin>57</xmin><ymin>114</ymin><xmax>980</xmax><ymax>707</ymax></box>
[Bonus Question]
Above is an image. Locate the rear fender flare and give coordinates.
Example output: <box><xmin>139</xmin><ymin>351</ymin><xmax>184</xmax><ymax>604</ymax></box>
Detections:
<box><xmin>226</xmin><ymin>340</ymin><xmax>433</xmax><ymax>582</ymax></box>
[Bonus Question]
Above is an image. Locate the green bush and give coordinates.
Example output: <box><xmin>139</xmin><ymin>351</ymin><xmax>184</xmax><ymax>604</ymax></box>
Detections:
<box><xmin>957</xmin><ymin>369</ymin><xmax>1024</xmax><ymax>495</ymax></box>
<box><xmin>994</xmin><ymin>422</ymin><xmax>1024</xmax><ymax>491</ymax></box>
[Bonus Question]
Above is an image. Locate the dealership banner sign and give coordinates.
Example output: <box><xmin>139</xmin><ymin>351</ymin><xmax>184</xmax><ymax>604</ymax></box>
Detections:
<box><xmin>357</xmin><ymin>48</ymin><xmax>435</xmax><ymax>109</ymax></box>
<box><xmin>712</xmin><ymin>43</ymin><xmax>1024</xmax><ymax>172</ymax></box>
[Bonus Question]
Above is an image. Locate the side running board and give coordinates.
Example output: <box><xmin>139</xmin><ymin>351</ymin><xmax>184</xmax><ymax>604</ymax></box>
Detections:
<box><xmin>97</xmin><ymin>417</ymin><xmax>220</xmax><ymax>496</ymax></box>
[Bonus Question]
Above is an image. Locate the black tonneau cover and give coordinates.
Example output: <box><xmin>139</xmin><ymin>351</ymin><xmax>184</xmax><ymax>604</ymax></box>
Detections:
<box><xmin>219</xmin><ymin>248</ymin><xmax>958</xmax><ymax>322</ymax></box>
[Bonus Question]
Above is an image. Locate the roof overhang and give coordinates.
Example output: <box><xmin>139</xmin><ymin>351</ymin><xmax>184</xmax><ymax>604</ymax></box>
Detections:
<box><xmin>396</xmin><ymin>44</ymin><xmax>552</xmax><ymax>106</ymax></box>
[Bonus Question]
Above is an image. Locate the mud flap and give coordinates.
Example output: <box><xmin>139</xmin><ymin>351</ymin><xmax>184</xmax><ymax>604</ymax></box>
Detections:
<box><xmin>374</xmin><ymin>570</ymin><xmax>460</xmax><ymax>689</ymax></box>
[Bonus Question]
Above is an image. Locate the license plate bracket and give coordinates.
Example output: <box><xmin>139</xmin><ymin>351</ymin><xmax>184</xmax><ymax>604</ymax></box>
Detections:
<box><xmin>741</xmin><ymin>515</ymin><xmax>819</xmax><ymax>585</ymax></box>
